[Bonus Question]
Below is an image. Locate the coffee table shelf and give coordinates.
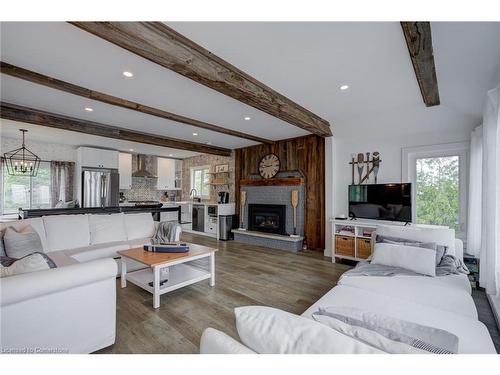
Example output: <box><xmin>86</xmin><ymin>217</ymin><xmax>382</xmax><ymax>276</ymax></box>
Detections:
<box><xmin>126</xmin><ymin>263</ymin><xmax>211</xmax><ymax>294</ymax></box>
<box><xmin>119</xmin><ymin>243</ymin><xmax>216</xmax><ymax>309</ymax></box>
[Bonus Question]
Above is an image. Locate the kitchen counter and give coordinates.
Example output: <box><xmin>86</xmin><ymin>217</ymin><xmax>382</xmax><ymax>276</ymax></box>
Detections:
<box><xmin>18</xmin><ymin>204</ymin><xmax>181</xmax><ymax>221</ymax></box>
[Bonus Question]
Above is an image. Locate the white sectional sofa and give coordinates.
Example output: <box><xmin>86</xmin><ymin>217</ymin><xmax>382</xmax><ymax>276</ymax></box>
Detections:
<box><xmin>0</xmin><ymin>212</ymin><xmax>181</xmax><ymax>354</ymax></box>
<box><xmin>200</xmin><ymin>225</ymin><xmax>497</xmax><ymax>354</ymax></box>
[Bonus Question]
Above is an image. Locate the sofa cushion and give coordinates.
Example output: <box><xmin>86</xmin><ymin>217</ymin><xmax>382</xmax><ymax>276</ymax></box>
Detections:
<box><xmin>124</xmin><ymin>213</ymin><xmax>155</xmax><ymax>240</ymax></box>
<box><xmin>312</xmin><ymin>306</ymin><xmax>459</xmax><ymax>354</ymax></box>
<box><xmin>64</xmin><ymin>241</ymin><xmax>131</xmax><ymax>263</ymax></box>
<box><xmin>3</xmin><ymin>225</ymin><xmax>44</xmax><ymax>259</ymax></box>
<box><xmin>234</xmin><ymin>306</ymin><xmax>382</xmax><ymax>354</ymax></box>
<box><xmin>89</xmin><ymin>213</ymin><xmax>127</xmax><ymax>245</ymax></box>
<box><xmin>0</xmin><ymin>218</ymin><xmax>48</xmax><ymax>252</ymax></box>
<box><xmin>0</xmin><ymin>252</ymin><xmax>56</xmax><ymax>278</ymax></box>
<box><xmin>301</xmin><ymin>284</ymin><xmax>495</xmax><ymax>354</ymax></box>
<box><xmin>376</xmin><ymin>225</ymin><xmax>456</xmax><ymax>255</ymax></box>
<box><xmin>43</xmin><ymin>214</ymin><xmax>90</xmax><ymax>252</ymax></box>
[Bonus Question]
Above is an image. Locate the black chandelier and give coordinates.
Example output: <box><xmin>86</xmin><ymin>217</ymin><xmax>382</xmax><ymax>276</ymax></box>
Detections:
<box><xmin>3</xmin><ymin>129</ymin><xmax>41</xmax><ymax>177</ymax></box>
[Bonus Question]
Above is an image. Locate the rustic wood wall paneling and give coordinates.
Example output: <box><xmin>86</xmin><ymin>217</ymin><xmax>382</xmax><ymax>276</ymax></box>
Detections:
<box><xmin>234</xmin><ymin>135</ymin><xmax>325</xmax><ymax>250</ymax></box>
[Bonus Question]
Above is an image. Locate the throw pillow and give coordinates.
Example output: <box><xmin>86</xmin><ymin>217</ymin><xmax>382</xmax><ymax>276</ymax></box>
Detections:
<box><xmin>312</xmin><ymin>306</ymin><xmax>459</xmax><ymax>354</ymax></box>
<box><xmin>0</xmin><ymin>252</ymin><xmax>57</xmax><ymax>278</ymax></box>
<box><xmin>376</xmin><ymin>234</ymin><xmax>446</xmax><ymax>265</ymax></box>
<box><xmin>234</xmin><ymin>306</ymin><xmax>382</xmax><ymax>354</ymax></box>
<box><xmin>371</xmin><ymin>242</ymin><xmax>437</xmax><ymax>276</ymax></box>
<box><xmin>3</xmin><ymin>225</ymin><xmax>44</xmax><ymax>259</ymax></box>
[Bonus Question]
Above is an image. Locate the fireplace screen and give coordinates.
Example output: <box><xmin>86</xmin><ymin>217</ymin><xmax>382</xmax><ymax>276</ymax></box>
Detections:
<box><xmin>248</xmin><ymin>204</ymin><xmax>286</xmax><ymax>235</ymax></box>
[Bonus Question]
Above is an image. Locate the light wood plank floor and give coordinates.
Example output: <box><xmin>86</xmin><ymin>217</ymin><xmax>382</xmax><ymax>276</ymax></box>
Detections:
<box><xmin>97</xmin><ymin>232</ymin><xmax>350</xmax><ymax>353</ymax></box>
<box><xmin>97</xmin><ymin>232</ymin><xmax>500</xmax><ymax>354</ymax></box>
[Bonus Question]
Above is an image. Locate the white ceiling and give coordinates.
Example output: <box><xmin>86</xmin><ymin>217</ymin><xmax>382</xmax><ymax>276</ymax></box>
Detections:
<box><xmin>169</xmin><ymin>22</ymin><xmax>500</xmax><ymax>139</ymax></box>
<box><xmin>1</xmin><ymin>21</ymin><xmax>500</xmax><ymax>154</ymax></box>
<box><xmin>0</xmin><ymin>119</ymin><xmax>200</xmax><ymax>159</ymax></box>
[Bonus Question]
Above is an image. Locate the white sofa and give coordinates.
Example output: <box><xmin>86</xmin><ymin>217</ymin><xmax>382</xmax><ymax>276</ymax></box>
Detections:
<box><xmin>0</xmin><ymin>212</ymin><xmax>181</xmax><ymax>354</ymax></box>
<box><xmin>200</xmin><ymin>225</ymin><xmax>497</xmax><ymax>354</ymax></box>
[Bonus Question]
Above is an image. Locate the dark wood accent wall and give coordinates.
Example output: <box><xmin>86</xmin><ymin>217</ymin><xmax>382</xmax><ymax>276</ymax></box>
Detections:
<box><xmin>234</xmin><ymin>135</ymin><xmax>325</xmax><ymax>251</ymax></box>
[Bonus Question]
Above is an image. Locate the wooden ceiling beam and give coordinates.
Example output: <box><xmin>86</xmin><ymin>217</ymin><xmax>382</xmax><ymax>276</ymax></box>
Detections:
<box><xmin>401</xmin><ymin>22</ymin><xmax>440</xmax><ymax>107</ymax></box>
<box><xmin>0</xmin><ymin>102</ymin><xmax>232</xmax><ymax>156</ymax></box>
<box><xmin>69</xmin><ymin>22</ymin><xmax>333</xmax><ymax>137</ymax></box>
<box><xmin>0</xmin><ymin>61</ymin><xmax>273</xmax><ymax>145</ymax></box>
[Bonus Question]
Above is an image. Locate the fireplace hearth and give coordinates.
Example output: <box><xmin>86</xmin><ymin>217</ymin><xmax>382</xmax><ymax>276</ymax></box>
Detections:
<box><xmin>248</xmin><ymin>204</ymin><xmax>286</xmax><ymax>235</ymax></box>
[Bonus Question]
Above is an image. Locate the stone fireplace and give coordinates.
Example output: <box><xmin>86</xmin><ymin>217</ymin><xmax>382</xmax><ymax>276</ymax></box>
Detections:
<box><xmin>232</xmin><ymin>171</ymin><xmax>305</xmax><ymax>252</ymax></box>
<box><xmin>248</xmin><ymin>204</ymin><xmax>286</xmax><ymax>235</ymax></box>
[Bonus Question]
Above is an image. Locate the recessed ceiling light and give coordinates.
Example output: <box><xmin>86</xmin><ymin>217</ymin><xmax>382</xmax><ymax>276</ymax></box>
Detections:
<box><xmin>244</xmin><ymin>116</ymin><xmax>251</xmax><ymax>121</ymax></box>
<box><xmin>192</xmin><ymin>132</ymin><xmax>198</xmax><ymax>136</ymax></box>
<box><xmin>340</xmin><ymin>85</ymin><xmax>349</xmax><ymax>91</ymax></box>
<box><xmin>123</xmin><ymin>71</ymin><xmax>134</xmax><ymax>78</ymax></box>
<box><xmin>129</xmin><ymin>148</ymin><xmax>134</xmax><ymax>152</ymax></box>
<box><xmin>168</xmin><ymin>154</ymin><xmax>173</xmax><ymax>157</ymax></box>
<box><xmin>84</xmin><ymin>107</ymin><xmax>93</xmax><ymax>112</ymax></box>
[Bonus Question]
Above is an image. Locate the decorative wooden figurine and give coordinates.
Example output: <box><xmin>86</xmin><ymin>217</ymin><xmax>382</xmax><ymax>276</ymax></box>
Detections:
<box><xmin>349</xmin><ymin>152</ymin><xmax>382</xmax><ymax>185</ymax></box>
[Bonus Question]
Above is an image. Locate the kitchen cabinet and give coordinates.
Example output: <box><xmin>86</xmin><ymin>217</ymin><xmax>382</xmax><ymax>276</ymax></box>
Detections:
<box><xmin>180</xmin><ymin>203</ymin><xmax>192</xmax><ymax>230</ymax></box>
<box><xmin>118</xmin><ymin>153</ymin><xmax>132</xmax><ymax>189</ymax></box>
<box><xmin>157</xmin><ymin>157</ymin><xmax>176</xmax><ymax>190</ymax></box>
<box><xmin>78</xmin><ymin>147</ymin><xmax>119</xmax><ymax>169</ymax></box>
<box><xmin>175</xmin><ymin>160</ymin><xmax>182</xmax><ymax>189</ymax></box>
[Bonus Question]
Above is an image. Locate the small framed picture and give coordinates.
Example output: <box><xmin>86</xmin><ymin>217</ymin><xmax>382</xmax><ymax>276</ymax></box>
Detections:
<box><xmin>215</xmin><ymin>164</ymin><xmax>229</xmax><ymax>173</ymax></box>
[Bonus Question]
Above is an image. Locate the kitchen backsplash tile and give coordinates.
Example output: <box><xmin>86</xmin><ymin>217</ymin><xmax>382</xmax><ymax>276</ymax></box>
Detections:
<box><xmin>120</xmin><ymin>177</ymin><xmax>180</xmax><ymax>202</ymax></box>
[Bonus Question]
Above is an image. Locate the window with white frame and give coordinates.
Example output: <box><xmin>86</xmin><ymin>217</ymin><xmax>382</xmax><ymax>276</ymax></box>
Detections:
<box><xmin>402</xmin><ymin>142</ymin><xmax>469</xmax><ymax>239</ymax></box>
<box><xmin>1</xmin><ymin>161</ymin><xmax>52</xmax><ymax>214</ymax></box>
<box><xmin>190</xmin><ymin>166</ymin><xmax>210</xmax><ymax>198</ymax></box>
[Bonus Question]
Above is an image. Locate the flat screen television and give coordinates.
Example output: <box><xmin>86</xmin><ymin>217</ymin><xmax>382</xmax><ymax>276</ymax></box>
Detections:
<box><xmin>348</xmin><ymin>183</ymin><xmax>412</xmax><ymax>222</ymax></box>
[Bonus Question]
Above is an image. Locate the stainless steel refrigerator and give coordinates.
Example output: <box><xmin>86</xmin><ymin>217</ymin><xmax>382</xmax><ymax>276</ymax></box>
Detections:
<box><xmin>82</xmin><ymin>168</ymin><xmax>119</xmax><ymax>207</ymax></box>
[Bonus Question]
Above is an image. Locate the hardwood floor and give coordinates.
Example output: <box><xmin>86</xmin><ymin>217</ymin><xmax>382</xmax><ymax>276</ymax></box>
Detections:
<box><xmin>97</xmin><ymin>233</ymin><xmax>500</xmax><ymax>354</ymax></box>
<box><xmin>97</xmin><ymin>233</ymin><xmax>350</xmax><ymax>353</ymax></box>
<box><xmin>472</xmin><ymin>289</ymin><xmax>500</xmax><ymax>353</ymax></box>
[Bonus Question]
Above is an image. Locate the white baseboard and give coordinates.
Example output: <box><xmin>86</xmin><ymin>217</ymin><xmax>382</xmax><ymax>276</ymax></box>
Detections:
<box><xmin>486</xmin><ymin>293</ymin><xmax>500</xmax><ymax>331</ymax></box>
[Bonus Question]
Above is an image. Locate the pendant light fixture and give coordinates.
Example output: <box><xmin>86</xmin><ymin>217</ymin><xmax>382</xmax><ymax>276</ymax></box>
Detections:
<box><xmin>3</xmin><ymin>129</ymin><xmax>41</xmax><ymax>177</ymax></box>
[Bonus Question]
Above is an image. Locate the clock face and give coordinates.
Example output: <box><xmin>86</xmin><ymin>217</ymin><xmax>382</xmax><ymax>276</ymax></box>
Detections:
<box><xmin>259</xmin><ymin>154</ymin><xmax>280</xmax><ymax>179</ymax></box>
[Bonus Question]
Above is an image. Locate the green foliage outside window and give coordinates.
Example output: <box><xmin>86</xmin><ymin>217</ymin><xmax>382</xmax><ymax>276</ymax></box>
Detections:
<box><xmin>415</xmin><ymin>156</ymin><xmax>460</xmax><ymax>231</ymax></box>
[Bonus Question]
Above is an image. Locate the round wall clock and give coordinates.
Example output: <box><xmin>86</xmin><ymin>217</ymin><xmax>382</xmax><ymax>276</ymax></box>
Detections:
<box><xmin>258</xmin><ymin>153</ymin><xmax>280</xmax><ymax>179</ymax></box>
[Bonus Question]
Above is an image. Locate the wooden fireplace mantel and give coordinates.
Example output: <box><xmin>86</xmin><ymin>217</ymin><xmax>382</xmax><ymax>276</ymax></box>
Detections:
<box><xmin>239</xmin><ymin>178</ymin><xmax>305</xmax><ymax>187</ymax></box>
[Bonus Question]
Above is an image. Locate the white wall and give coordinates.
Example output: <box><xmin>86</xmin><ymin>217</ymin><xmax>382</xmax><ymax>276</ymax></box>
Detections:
<box><xmin>1</xmin><ymin>136</ymin><xmax>77</xmax><ymax>162</ymax></box>
<box><xmin>324</xmin><ymin>125</ymin><xmax>475</xmax><ymax>256</ymax></box>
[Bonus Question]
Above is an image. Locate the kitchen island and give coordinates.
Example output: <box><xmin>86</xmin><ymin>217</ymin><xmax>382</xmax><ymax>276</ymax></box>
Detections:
<box><xmin>18</xmin><ymin>204</ymin><xmax>181</xmax><ymax>222</ymax></box>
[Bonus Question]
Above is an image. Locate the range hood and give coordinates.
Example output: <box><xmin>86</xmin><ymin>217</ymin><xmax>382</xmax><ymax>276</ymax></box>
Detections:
<box><xmin>132</xmin><ymin>154</ymin><xmax>157</xmax><ymax>178</ymax></box>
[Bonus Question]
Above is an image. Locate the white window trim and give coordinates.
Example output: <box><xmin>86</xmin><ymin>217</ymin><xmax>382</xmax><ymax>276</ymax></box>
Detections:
<box><xmin>190</xmin><ymin>165</ymin><xmax>211</xmax><ymax>199</ymax></box>
<box><xmin>402</xmin><ymin>142</ymin><xmax>469</xmax><ymax>239</ymax></box>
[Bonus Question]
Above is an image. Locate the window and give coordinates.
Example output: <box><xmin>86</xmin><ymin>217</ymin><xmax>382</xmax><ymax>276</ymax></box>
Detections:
<box><xmin>190</xmin><ymin>166</ymin><xmax>210</xmax><ymax>198</ymax></box>
<box><xmin>2</xmin><ymin>161</ymin><xmax>52</xmax><ymax>214</ymax></box>
<box><xmin>402</xmin><ymin>142</ymin><xmax>468</xmax><ymax>239</ymax></box>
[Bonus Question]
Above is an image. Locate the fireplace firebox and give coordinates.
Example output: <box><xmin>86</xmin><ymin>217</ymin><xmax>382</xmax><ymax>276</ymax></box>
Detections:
<box><xmin>248</xmin><ymin>204</ymin><xmax>286</xmax><ymax>235</ymax></box>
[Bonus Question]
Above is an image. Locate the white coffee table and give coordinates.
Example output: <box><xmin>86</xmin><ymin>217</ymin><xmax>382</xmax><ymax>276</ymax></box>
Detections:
<box><xmin>118</xmin><ymin>243</ymin><xmax>216</xmax><ymax>309</ymax></box>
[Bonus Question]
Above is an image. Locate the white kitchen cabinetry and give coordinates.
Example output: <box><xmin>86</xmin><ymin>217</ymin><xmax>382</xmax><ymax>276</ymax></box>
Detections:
<box><xmin>157</xmin><ymin>158</ymin><xmax>176</xmax><ymax>190</ymax></box>
<box><xmin>78</xmin><ymin>147</ymin><xmax>119</xmax><ymax>169</ymax></box>
<box><xmin>180</xmin><ymin>203</ymin><xmax>192</xmax><ymax>230</ymax></box>
<box><xmin>118</xmin><ymin>153</ymin><xmax>132</xmax><ymax>190</ymax></box>
<box><xmin>175</xmin><ymin>160</ymin><xmax>182</xmax><ymax>189</ymax></box>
